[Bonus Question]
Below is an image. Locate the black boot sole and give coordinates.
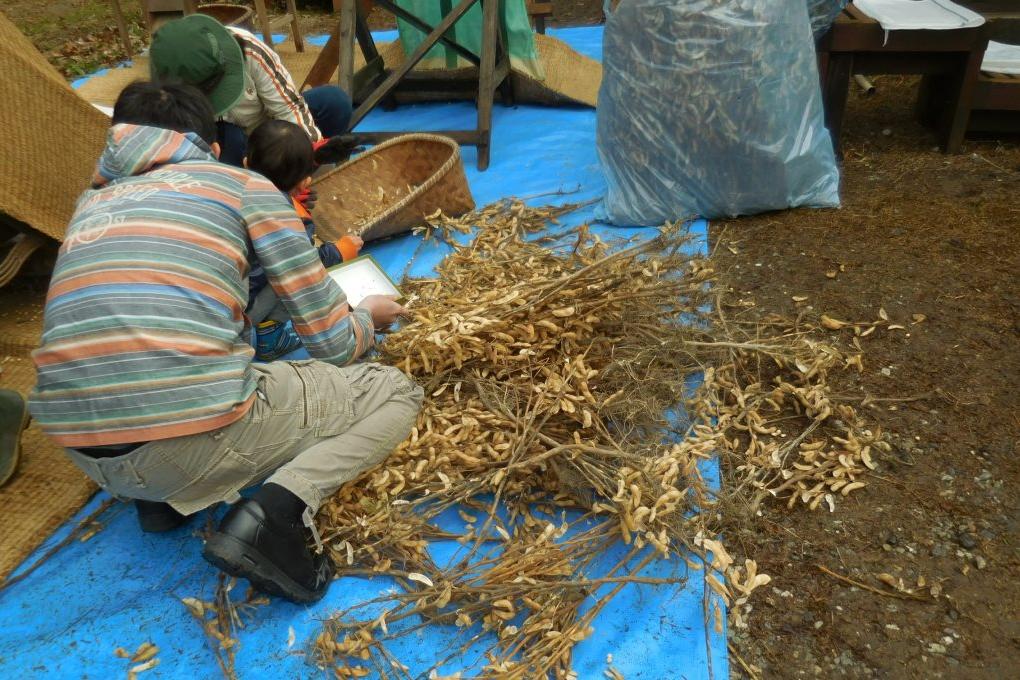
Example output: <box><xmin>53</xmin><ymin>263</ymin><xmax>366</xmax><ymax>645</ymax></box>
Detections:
<box><xmin>202</xmin><ymin>531</ymin><xmax>327</xmax><ymax>604</ymax></box>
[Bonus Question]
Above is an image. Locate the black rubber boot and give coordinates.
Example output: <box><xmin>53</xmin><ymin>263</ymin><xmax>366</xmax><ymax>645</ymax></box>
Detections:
<box><xmin>135</xmin><ymin>500</ymin><xmax>189</xmax><ymax>533</ymax></box>
<box><xmin>202</xmin><ymin>498</ymin><xmax>334</xmax><ymax>603</ymax></box>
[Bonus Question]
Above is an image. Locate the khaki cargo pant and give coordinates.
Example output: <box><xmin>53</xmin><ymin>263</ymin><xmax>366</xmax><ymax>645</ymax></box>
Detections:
<box><xmin>66</xmin><ymin>360</ymin><xmax>424</xmax><ymax>516</ymax></box>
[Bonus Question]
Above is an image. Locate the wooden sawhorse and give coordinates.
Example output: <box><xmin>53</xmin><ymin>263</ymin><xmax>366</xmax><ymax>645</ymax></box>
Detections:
<box><xmin>303</xmin><ymin>0</ymin><xmax>512</xmax><ymax>170</ymax></box>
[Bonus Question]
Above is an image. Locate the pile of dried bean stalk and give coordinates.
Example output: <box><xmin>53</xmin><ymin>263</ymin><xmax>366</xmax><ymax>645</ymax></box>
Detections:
<box><xmin>305</xmin><ymin>200</ymin><xmax>885</xmax><ymax>679</ymax></box>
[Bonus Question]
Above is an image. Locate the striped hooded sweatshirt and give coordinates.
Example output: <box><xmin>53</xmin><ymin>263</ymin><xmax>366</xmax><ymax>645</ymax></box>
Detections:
<box><xmin>29</xmin><ymin>124</ymin><xmax>374</xmax><ymax>448</ymax></box>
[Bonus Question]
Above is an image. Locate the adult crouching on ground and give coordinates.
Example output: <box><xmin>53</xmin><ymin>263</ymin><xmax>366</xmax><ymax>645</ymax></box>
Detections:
<box><xmin>28</xmin><ymin>81</ymin><xmax>423</xmax><ymax>603</ymax></box>
<box><xmin>149</xmin><ymin>13</ymin><xmax>351</xmax><ymax>167</ymax></box>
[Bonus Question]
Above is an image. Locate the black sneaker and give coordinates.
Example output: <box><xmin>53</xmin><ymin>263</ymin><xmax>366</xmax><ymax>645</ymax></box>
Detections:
<box><xmin>202</xmin><ymin>498</ymin><xmax>334</xmax><ymax>603</ymax></box>
<box><xmin>134</xmin><ymin>500</ymin><xmax>189</xmax><ymax>533</ymax></box>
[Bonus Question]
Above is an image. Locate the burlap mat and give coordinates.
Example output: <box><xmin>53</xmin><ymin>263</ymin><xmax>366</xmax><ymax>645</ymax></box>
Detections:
<box><xmin>0</xmin><ymin>286</ymin><xmax>97</xmax><ymax>581</ymax></box>
<box><xmin>76</xmin><ymin>33</ymin><xmax>600</xmax><ymax>109</ymax></box>
<box><xmin>0</xmin><ymin>12</ymin><xmax>108</xmax><ymax>244</ymax></box>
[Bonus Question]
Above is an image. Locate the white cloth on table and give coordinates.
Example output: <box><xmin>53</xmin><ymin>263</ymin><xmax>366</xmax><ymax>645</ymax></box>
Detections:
<box><xmin>982</xmin><ymin>41</ymin><xmax>1020</xmax><ymax>75</ymax></box>
<box><xmin>854</xmin><ymin>0</ymin><xmax>984</xmax><ymax>31</ymax></box>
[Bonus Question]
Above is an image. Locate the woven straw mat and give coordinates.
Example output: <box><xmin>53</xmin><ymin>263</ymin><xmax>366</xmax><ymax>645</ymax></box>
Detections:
<box><xmin>0</xmin><ymin>12</ymin><xmax>108</xmax><ymax>244</ymax></box>
<box><xmin>76</xmin><ymin>33</ymin><xmax>600</xmax><ymax>109</ymax></box>
<box><xmin>0</xmin><ymin>285</ymin><xmax>97</xmax><ymax>581</ymax></box>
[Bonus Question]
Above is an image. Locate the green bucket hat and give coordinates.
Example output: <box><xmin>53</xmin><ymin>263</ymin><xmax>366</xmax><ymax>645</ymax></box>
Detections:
<box><xmin>150</xmin><ymin>14</ymin><xmax>245</xmax><ymax>116</ymax></box>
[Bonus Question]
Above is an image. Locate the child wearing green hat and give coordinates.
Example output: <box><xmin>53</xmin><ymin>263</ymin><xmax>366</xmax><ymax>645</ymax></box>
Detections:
<box><xmin>149</xmin><ymin>13</ymin><xmax>352</xmax><ymax>168</ymax></box>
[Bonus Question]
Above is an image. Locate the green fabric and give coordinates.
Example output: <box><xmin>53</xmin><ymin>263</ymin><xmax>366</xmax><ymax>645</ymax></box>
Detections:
<box><xmin>395</xmin><ymin>0</ymin><xmax>543</xmax><ymax>79</ymax></box>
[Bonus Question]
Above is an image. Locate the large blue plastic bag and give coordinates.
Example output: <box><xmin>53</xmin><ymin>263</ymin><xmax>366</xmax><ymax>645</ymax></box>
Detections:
<box><xmin>596</xmin><ymin>0</ymin><xmax>840</xmax><ymax>225</ymax></box>
<box><xmin>807</xmin><ymin>0</ymin><xmax>848</xmax><ymax>38</ymax></box>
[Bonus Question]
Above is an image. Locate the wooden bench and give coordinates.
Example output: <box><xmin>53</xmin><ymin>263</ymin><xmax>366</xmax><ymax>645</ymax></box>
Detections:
<box><xmin>527</xmin><ymin>1</ymin><xmax>553</xmax><ymax>34</ymax></box>
<box><xmin>959</xmin><ymin>1</ymin><xmax>1020</xmax><ymax>135</ymax></box>
<box><xmin>304</xmin><ymin>0</ymin><xmax>513</xmax><ymax>170</ymax></box>
<box><xmin>817</xmin><ymin>3</ymin><xmax>988</xmax><ymax>154</ymax></box>
<box><xmin>962</xmin><ymin>70</ymin><xmax>1020</xmax><ymax>134</ymax></box>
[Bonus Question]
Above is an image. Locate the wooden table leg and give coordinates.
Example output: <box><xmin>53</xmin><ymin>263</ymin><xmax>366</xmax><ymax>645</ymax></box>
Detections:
<box><xmin>287</xmin><ymin>0</ymin><xmax>304</xmax><ymax>52</ymax></box>
<box><xmin>942</xmin><ymin>44</ymin><xmax>987</xmax><ymax>153</ymax></box>
<box><xmin>110</xmin><ymin>0</ymin><xmax>133</xmax><ymax>58</ymax></box>
<box><xmin>822</xmin><ymin>52</ymin><xmax>853</xmax><ymax>159</ymax></box>
<box><xmin>338</xmin><ymin>0</ymin><xmax>356</xmax><ymax>95</ymax></box>
<box><xmin>476</xmin><ymin>0</ymin><xmax>498</xmax><ymax>170</ymax></box>
<box><xmin>816</xmin><ymin>49</ymin><xmax>830</xmax><ymax>89</ymax></box>
<box><xmin>915</xmin><ymin>73</ymin><xmax>947</xmax><ymax>127</ymax></box>
<box><xmin>254</xmin><ymin>0</ymin><xmax>275</xmax><ymax>48</ymax></box>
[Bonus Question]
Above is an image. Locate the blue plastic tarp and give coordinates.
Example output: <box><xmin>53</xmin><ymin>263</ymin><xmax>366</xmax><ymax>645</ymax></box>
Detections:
<box><xmin>0</xmin><ymin>28</ymin><xmax>726</xmax><ymax>680</ymax></box>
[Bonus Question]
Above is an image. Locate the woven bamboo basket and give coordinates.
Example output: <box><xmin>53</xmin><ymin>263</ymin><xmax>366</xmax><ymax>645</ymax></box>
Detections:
<box><xmin>311</xmin><ymin>134</ymin><xmax>475</xmax><ymax>243</ymax></box>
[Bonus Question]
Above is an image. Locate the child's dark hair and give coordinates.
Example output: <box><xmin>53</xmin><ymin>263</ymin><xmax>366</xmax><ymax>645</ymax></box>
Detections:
<box><xmin>112</xmin><ymin>80</ymin><xmax>217</xmax><ymax>144</ymax></box>
<box><xmin>246</xmin><ymin>120</ymin><xmax>315</xmax><ymax>193</ymax></box>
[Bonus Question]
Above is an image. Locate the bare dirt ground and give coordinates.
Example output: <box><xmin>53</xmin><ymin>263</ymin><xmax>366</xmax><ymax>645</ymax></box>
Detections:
<box><xmin>714</xmin><ymin>80</ymin><xmax>1020</xmax><ymax>678</ymax></box>
<box><xmin>3</xmin><ymin>1</ymin><xmax>1018</xmax><ymax>678</ymax></box>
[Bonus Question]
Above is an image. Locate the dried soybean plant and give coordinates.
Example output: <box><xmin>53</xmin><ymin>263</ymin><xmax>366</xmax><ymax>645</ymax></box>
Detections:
<box><xmin>688</xmin><ymin>306</ymin><xmax>892</xmax><ymax>517</ymax></box>
<box><xmin>309</xmin><ymin>200</ymin><xmax>883</xmax><ymax>677</ymax></box>
<box><xmin>181</xmin><ymin>575</ymin><xmax>269</xmax><ymax>680</ymax></box>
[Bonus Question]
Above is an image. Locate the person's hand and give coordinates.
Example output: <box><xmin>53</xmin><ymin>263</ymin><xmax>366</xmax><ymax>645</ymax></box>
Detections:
<box><xmin>356</xmin><ymin>294</ymin><xmax>406</xmax><ymax>330</ymax></box>
<box><xmin>337</xmin><ymin>234</ymin><xmax>364</xmax><ymax>261</ymax></box>
<box><xmin>313</xmin><ymin>135</ymin><xmax>365</xmax><ymax>165</ymax></box>
<box><xmin>294</xmin><ymin>187</ymin><xmax>318</xmax><ymax>211</ymax></box>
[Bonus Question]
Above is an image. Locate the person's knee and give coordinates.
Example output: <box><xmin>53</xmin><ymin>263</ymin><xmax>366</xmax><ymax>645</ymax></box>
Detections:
<box><xmin>383</xmin><ymin>366</ymin><xmax>424</xmax><ymax>408</ymax></box>
<box><xmin>313</xmin><ymin>86</ymin><xmax>351</xmax><ymax>110</ymax></box>
<box><xmin>302</xmin><ymin>86</ymin><xmax>352</xmax><ymax>137</ymax></box>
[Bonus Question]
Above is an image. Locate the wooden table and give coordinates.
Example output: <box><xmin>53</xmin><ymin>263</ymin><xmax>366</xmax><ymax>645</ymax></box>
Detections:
<box><xmin>817</xmin><ymin>4</ymin><xmax>988</xmax><ymax>154</ymax></box>
<box><xmin>304</xmin><ymin>0</ymin><xmax>512</xmax><ymax>170</ymax></box>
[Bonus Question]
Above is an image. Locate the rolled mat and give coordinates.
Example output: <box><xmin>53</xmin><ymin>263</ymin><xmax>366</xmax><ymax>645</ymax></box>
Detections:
<box><xmin>0</xmin><ymin>287</ymin><xmax>97</xmax><ymax>582</ymax></box>
<box><xmin>75</xmin><ymin>32</ymin><xmax>600</xmax><ymax>109</ymax></box>
<box><xmin>0</xmin><ymin>12</ymin><xmax>109</xmax><ymax>244</ymax></box>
